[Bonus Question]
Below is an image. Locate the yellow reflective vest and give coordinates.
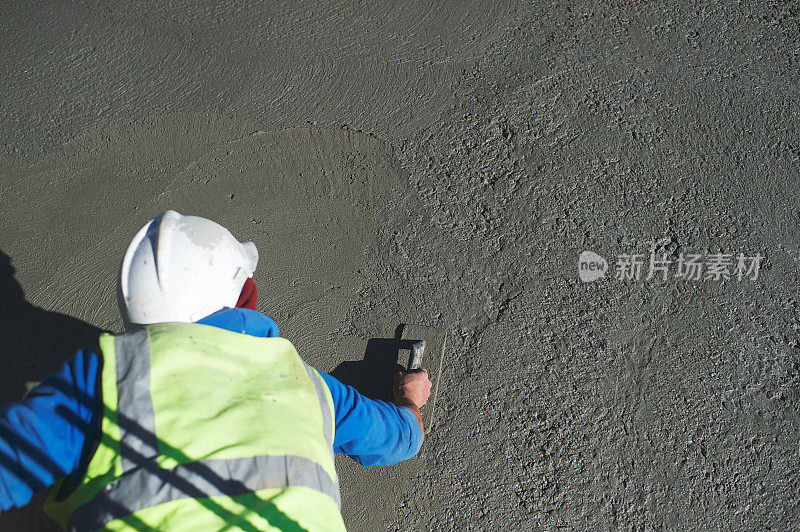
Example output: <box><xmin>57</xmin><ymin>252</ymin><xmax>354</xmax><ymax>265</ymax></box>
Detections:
<box><xmin>44</xmin><ymin>322</ymin><xmax>345</xmax><ymax>531</ymax></box>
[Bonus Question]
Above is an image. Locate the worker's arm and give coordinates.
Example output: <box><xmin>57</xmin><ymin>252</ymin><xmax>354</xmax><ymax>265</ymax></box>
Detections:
<box><xmin>0</xmin><ymin>348</ymin><xmax>102</xmax><ymax>511</ymax></box>
<box><xmin>317</xmin><ymin>371</ymin><xmax>427</xmax><ymax>466</ymax></box>
<box><xmin>201</xmin><ymin>309</ymin><xmax>426</xmax><ymax>465</ymax></box>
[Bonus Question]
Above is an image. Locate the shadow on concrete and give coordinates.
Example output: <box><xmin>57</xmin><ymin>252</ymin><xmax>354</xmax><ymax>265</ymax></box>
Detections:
<box><xmin>0</xmin><ymin>249</ymin><xmax>105</xmax><ymax>405</ymax></box>
<box><xmin>330</xmin><ymin>325</ymin><xmax>419</xmax><ymax>403</ymax></box>
<box><xmin>0</xmin><ymin>249</ymin><xmax>105</xmax><ymax>531</ymax></box>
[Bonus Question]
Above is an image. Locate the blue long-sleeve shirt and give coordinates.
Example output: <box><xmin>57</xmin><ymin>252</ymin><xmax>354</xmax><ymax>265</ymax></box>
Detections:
<box><xmin>0</xmin><ymin>308</ymin><xmax>422</xmax><ymax>511</ymax></box>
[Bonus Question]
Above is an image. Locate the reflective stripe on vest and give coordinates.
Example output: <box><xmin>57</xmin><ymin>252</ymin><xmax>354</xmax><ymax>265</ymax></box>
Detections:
<box><xmin>68</xmin><ymin>328</ymin><xmax>339</xmax><ymax>531</ymax></box>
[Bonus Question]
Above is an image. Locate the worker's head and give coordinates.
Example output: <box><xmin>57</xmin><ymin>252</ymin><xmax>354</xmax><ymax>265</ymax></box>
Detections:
<box><xmin>119</xmin><ymin>210</ymin><xmax>258</xmax><ymax>326</ymax></box>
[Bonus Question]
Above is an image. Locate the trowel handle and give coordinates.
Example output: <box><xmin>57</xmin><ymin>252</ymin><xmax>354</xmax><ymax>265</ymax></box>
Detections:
<box><xmin>408</xmin><ymin>341</ymin><xmax>425</xmax><ymax>371</ymax></box>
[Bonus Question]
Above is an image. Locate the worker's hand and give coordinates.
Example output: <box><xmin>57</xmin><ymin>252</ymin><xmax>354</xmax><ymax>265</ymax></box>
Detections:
<box><xmin>393</xmin><ymin>369</ymin><xmax>432</xmax><ymax>410</ymax></box>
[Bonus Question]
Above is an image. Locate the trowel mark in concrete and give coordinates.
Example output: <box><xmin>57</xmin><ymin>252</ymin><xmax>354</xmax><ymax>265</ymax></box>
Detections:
<box><xmin>0</xmin><ymin>1</ymin><xmax>524</xmax><ymax>159</ymax></box>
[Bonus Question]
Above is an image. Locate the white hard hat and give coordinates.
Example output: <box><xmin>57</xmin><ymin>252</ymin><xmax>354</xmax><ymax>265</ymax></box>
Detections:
<box><xmin>119</xmin><ymin>210</ymin><xmax>258</xmax><ymax>325</ymax></box>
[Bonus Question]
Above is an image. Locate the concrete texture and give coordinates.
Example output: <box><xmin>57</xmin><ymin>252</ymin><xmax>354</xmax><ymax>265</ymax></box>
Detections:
<box><xmin>1</xmin><ymin>0</ymin><xmax>798</xmax><ymax>530</ymax></box>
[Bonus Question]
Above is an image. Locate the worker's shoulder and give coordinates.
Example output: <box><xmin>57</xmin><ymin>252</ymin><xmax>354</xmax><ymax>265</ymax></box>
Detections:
<box><xmin>98</xmin><ymin>323</ymin><xmax>300</xmax><ymax>360</ymax></box>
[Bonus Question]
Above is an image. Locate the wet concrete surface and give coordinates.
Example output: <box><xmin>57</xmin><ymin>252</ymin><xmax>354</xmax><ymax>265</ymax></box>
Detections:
<box><xmin>1</xmin><ymin>1</ymin><xmax>799</xmax><ymax>529</ymax></box>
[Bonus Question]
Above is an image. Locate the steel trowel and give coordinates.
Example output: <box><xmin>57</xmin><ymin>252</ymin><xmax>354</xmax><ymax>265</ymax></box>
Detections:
<box><xmin>396</xmin><ymin>323</ymin><xmax>447</xmax><ymax>434</ymax></box>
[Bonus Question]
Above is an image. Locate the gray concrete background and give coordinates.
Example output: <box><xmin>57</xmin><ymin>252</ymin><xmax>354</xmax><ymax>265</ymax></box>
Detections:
<box><xmin>1</xmin><ymin>0</ymin><xmax>799</xmax><ymax>530</ymax></box>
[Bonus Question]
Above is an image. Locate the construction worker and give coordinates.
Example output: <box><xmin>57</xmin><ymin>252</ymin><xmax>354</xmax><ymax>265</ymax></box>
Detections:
<box><xmin>0</xmin><ymin>210</ymin><xmax>431</xmax><ymax>531</ymax></box>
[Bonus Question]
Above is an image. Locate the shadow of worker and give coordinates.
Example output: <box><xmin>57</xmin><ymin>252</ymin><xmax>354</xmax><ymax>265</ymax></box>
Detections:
<box><xmin>330</xmin><ymin>326</ymin><xmax>409</xmax><ymax>403</ymax></box>
<box><xmin>0</xmin><ymin>250</ymin><xmax>105</xmax><ymax>530</ymax></box>
<box><xmin>0</xmin><ymin>249</ymin><xmax>105</xmax><ymax>404</ymax></box>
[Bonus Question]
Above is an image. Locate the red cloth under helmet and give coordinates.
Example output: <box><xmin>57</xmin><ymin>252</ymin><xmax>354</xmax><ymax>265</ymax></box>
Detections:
<box><xmin>235</xmin><ymin>277</ymin><xmax>258</xmax><ymax>310</ymax></box>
